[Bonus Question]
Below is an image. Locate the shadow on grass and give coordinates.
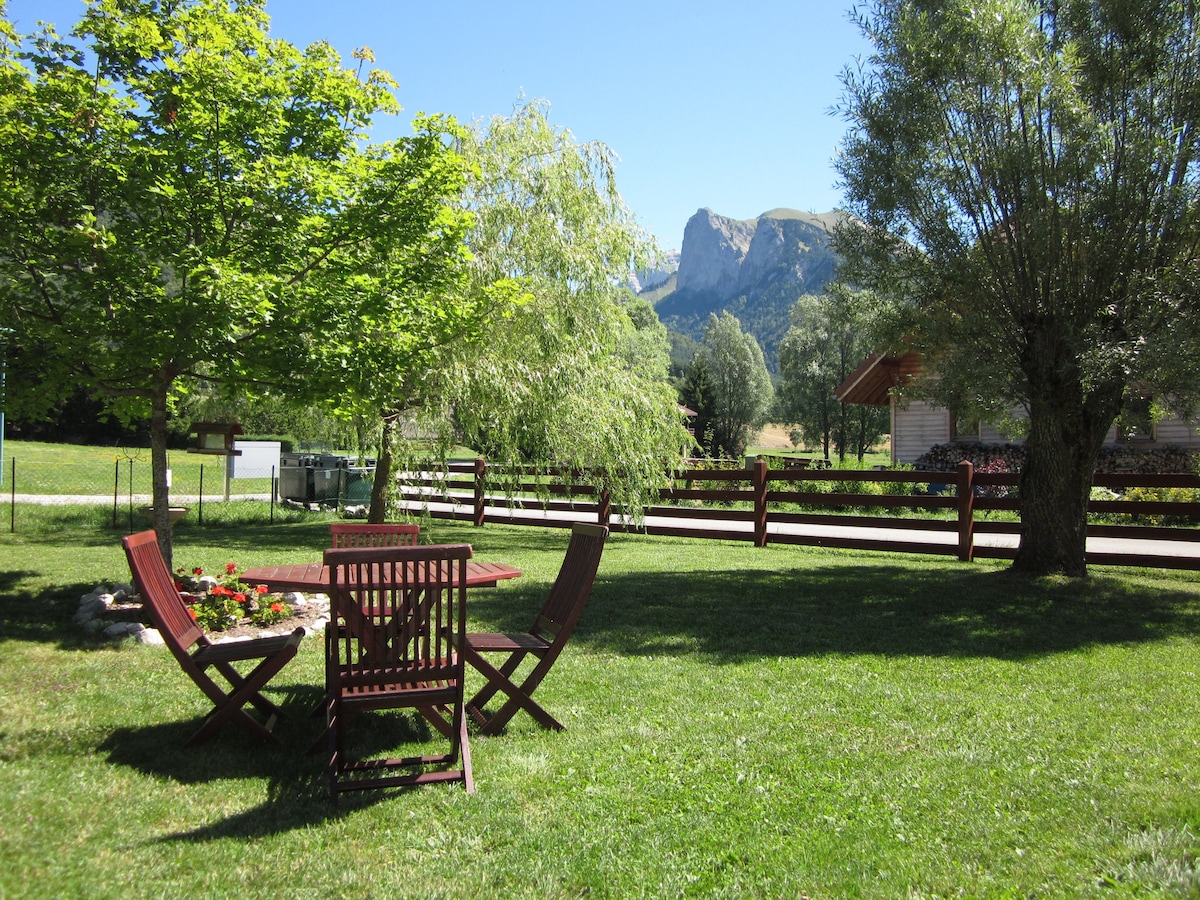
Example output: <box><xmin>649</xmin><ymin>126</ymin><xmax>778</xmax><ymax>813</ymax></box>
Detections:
<box><xmin>96</xmin><ymin>681</ymin><xmax>457</xmax><ymax>838</ymax></box>
<box><xmin>466</xmin><ymin>563</ymin><xmax>1200</xmax><ymax>662</ymax></box>
<box><xmin>0</xmin><ymin>575</ymin><xmax>110</xmax><ymax>648</ymax></box>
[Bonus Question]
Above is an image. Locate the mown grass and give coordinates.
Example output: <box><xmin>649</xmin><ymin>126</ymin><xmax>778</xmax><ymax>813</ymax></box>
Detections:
<box><xmin>3</xmin><ymin>518</ymin><xmax>1200</xmax><ymax>897</ymax></box>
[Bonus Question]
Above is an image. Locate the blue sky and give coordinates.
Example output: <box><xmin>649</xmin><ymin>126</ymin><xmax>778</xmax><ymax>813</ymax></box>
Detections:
<box><xmin>5</xmin><ymin>0</ymin><xmax>870</xmax><ymax>249</ymax></box>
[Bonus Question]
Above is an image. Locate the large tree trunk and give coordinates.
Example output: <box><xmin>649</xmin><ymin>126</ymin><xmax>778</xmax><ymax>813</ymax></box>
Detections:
<box><xmin>1013</xmin><ymin>363</ymin><xmax>1120</xmax><ymax>577</ymax></box>
<box><xmin>149</xmin><ymin>378</ymin><xmax>174</xmax><ymax>570</ymax></box>
<box><xmin>368</xmin><ymin>414</ymin><xmax>393</xmax><ymax>524</ymax></box>
<box><xmin>1013</xmin><ymin>413</ymin><xmax>1094</xmax><ymax>576</ymax></box>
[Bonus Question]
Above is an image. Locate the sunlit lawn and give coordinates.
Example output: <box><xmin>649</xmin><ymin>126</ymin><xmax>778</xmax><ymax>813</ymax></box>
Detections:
<box><xmin>2</xmin><ymin>516</ymin><xmax>1200</xmax><ymax>897</ymax></box>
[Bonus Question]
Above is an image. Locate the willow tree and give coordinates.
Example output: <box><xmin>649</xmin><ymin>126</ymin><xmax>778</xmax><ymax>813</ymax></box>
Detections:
<box><xmin>416</xmin><ymin>100</ymin><xmax>691</xmax><ymax>519</ymax></box>
<box><xmin>836</xmin><ymin>0</ymin><xmax>1200</xmax><ymax>576</ymax></box>
<box><xmin>0</xmin><ymin>0</ymin><xmax>453</xmax><ymax>562</ymax></box>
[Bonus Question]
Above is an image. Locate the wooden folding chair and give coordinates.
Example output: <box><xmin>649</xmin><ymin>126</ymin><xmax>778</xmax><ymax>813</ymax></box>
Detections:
<box><xmin>324</xmin><ymin>543</ymin><xmax>474</xmax><ymax>798</ymax></box>
<box><xmin>121</xmin><ymin>531</ymin><xmax>304</xmax><ymax>748</ymax></box>
<box><xmin>462</xmin><ymin>522</ymin><xmax>608</xmax><ymax>736</ymax></box>
<box><xmin>321</xmin><ymin>523</ymin><xmax>421</xmax><ymax>714</ymax></box>
<box><xmin>329</xmin><ymin>522</ymin><xmax>420</xmax><ymax>549</ymax></box>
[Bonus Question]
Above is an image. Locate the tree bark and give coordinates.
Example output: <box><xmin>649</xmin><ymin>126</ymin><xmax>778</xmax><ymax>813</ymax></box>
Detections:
<box><xmin>149</xmin><ymin>378</ymin><xmax>173</xmax><ymax>571</ymax></box>
<box><xmin>1013</xmin><ymin>365</ymin><xmax>1120</xmax><ymax>577</ymax></box>
<box><xmin>368</xmin><ymin>413</ymin><xmax>393</xmax><ymax>524</ymax></box>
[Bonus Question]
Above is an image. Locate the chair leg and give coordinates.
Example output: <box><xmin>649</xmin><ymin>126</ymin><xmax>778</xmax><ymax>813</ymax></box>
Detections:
<box><xmin>210</xmin><ymin>659</ymin><xmax>285</xmax><ymax>720</ymax></box>
<box><xmin>466</xmin><ymin>650</ymin><xmax>528</xmax><ymax>712</ymax></box>
<box><xmin>459</xmin><ymin>712</ymin><xmax>475</xmax><ymax>794</ymax></box>
<box><xmin>462</xmin><ymin>645</ymin><xmax>564</xmax><ymax>735</ymax></box>
<box><xmin>185</xmin><ymin>653</ymin><xmax>295</xmax><ymax>747</ymax></box>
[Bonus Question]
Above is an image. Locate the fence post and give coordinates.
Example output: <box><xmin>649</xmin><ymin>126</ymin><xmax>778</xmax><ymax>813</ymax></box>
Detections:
<box><xmin>8</xmin><ymin>457</ymin><xmax>14</xmax><ymax>533</ymax></box>
<box><xmin>473</xmin><ymin>457</ymin><xmax>486</xmax><ymax>527</ymax></box>
<box><xmin>270</xmin><ymin>464</ymin><xmax>276</xmax><ymax>524</ymax></box>
<box><xmin>198</xmin><ymin>464</ymin><xmax>204</xmax><ymax>526</ymax></box>
<box><xmin>112</xmin><ymin>459</ymin><xmax>119</xmax><ymax>529</ymax></box>
<box><xmin>957</xmin><ymin>460</ymin><xmax>975</xmax><ymax>562</ymax></box>
<box><xmin>753</xmin><ymin>457</ymin><xmax>769</xmax><ymax>548</ymax></box>
<box><xmin>127</xmin><ymin>458</ymin><xmax>135</xmax><ymax>533</ymax></box>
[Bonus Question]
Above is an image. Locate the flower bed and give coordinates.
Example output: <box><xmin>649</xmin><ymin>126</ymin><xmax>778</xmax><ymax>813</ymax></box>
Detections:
<box><xmin>175</xmin><ymin>562</ymin><xmax>292</xmax><ymax>631</ymax></box>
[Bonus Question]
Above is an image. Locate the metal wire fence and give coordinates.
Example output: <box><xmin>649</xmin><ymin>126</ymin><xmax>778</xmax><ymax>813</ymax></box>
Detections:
<box><xmin>0</xmin><ymin>452</ymin><xmax>374</xmax><ymax>533</ymax></box>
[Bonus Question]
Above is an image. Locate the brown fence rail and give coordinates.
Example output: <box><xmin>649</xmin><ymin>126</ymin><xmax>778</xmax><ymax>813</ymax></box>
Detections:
<box><xmin>395</xmin><ymin>458</ymin><xmax>1200</xmax><ymax>571</ymax></box>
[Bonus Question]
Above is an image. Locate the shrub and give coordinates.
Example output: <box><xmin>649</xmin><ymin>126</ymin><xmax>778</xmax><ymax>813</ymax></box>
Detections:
<box><xmin>1121</xmin><ymin>487</ymin><xmax>1200</xmax><ymax>526</ymax></box>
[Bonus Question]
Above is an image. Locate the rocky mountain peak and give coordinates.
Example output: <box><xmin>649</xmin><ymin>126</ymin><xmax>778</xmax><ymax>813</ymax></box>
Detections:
<box><xmin>647</xmin><ymin>206</ymin><xmax>846</xmax><ymax>370</ymax></box>
<box><xmin>675</xmin><ymin>208</ymin><xmax>757</xmax><ymax>296</ymax></box>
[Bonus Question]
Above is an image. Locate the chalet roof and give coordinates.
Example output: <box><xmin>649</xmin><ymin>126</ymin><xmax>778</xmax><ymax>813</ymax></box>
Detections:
<box><xmin>834</xmin><ymin>351</ymin><xmax>923</xmax><ymax>406</ymax></box>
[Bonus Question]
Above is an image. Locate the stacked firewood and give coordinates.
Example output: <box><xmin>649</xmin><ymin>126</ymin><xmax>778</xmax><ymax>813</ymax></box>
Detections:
<box><xmin>914</xmin><ymin>442</ymin><xmax>1198</xmax><ymax>475</ymax></box>
<box><xmin>914</xmin><ymin>442</ymin><xmax>1026</xmax><ymax>473</ymax></box>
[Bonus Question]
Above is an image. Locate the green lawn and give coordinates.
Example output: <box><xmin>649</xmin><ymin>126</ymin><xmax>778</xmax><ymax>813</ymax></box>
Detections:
<box><xmin>3</xmin><ymin>518</ymin><xmax>1200</xmax><ymax>897</ymax></box>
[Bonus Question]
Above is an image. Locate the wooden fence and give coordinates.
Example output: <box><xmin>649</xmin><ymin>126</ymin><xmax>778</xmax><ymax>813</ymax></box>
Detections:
<box><xmin>395</xmin><ymin>458</ymin><xmax>1200</xmax><ymax>570</ymax></box>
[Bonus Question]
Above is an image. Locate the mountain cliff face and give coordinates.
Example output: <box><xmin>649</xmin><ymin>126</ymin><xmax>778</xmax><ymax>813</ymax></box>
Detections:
<box><xmin>647</xmin><ymin>207</ymin><xmax>844</xmax><ymax>370</ymax></box>
<box><xmin>675</xmin><ymin>209</ymin><xmax>757</xmax><ymax>296</ymax></box>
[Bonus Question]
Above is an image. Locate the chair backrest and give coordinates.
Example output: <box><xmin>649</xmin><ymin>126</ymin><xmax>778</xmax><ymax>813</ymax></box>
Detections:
<box><xmin>324</xmin><ymin>543</ymin><xmax>472</xmax><ymax>677</ymax></box>
<box><xmin>122</xmin><ymin>530</ymin><xmax>206</xmax><ymax>663</ymax></box>
<box><xmin>329</xmin><ymin>523</ymin><xmax>420</xmax><ymax>549</ymax></box>
<box><xmin>532</xmin><ymin>523</ymin><xmax>608</xmax><ymax>644</ymax></box>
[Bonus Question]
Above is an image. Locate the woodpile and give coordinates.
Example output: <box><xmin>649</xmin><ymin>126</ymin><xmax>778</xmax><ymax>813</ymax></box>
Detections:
<box><xmin>914</xmin><ymin>442</ymin><xmax>1026</xmax><ymax>473</ymax></box>
<box><xmin>914</xmin><ymin>442</ymin><xmax>1199</xmax><ymax>475</ymax></box>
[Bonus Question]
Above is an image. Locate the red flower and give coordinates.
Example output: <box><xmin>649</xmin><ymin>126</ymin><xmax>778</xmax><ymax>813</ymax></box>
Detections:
<box><xmin>173</xmin><ymin>580</ymin><xmax>183</xmax><ymax>591</ymax></box>
<box><xmin>225</xmin><ymin>562</ymin><xmax>238</xmax><ymax>576</ymax></box>
<box><xmin>212</xmin><ymin>585</ymin><xmax>232</xmax><ymax>597</ymax></box>
<box><xmin>270</xmin><ymin>602</ymin><xmax>285</xmax><ymax>613</ymax></box>
<box><xmin>255</xmin><ymin>584</ymin><xmax>268</xmax><ymax>594</ymax></box>
<box><xmin>187</xmin><ymin>607</ymin><xmax>197</xmax><ymax>621</ymax></box>
<box><xmin>192</xmin><ymin>567</ymin><xmax>203</xmax><ymax>576</ymax></box>
<box><xmin>234</xmin><ymin>593</ymin><xmax>247</xmax><ymax>604</ymax></box>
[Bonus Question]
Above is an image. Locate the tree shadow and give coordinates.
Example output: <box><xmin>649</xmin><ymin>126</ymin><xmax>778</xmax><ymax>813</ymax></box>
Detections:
<box><xmin>0</xmin><ymin>574</ymin><xmax>107</xmax><ymax>648</ymax></box>
<box><xmin>96</xmin><ymin>680</ymin><xmax>456</xmax><ymax>839</ymax></box>
<box><xmin>502</xmin><ymin>564</ymin><xmax>1200</xmax><ymax>662</ymax></box>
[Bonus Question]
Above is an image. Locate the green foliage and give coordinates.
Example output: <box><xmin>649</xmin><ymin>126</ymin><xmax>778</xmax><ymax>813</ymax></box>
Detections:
<box><xmin>679</xmin><ymin>353</ymin><xmax>717</xmax><ymax>457</ymax></box>
<box><xmin>1123</xmin><ymin>487</ymin><xmax>1200</xmax><ymax>526</ymax></box>
<box><xmin>777</xmin><ymin>286</ymin><xmax>889</xmax><ymax>462</ymax></box>
<box><xmin>698</xmin><ymin>312</ymin><xmax>772</xmax><ymax>458</ymax></box>
<box><xmin>0</xmin><ymin>0</ymin><xmax>452</xmax><ymax>555</ymax></box>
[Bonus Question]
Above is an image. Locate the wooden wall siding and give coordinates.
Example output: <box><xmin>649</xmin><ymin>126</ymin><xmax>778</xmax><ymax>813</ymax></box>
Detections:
<box><xmin>891</xmin><ymin>398</ymin><xmax>1200</xmax><ymax>460</ymax></box>
<box><xmin>893</xmin><ymin>400</ymin><xmax>951</xmax><ymax>463</ymax></box>
<box><xmin>1149</xmin><ymin>418</ymin><xmax>1200</xmax><ymax>447</ymax></box>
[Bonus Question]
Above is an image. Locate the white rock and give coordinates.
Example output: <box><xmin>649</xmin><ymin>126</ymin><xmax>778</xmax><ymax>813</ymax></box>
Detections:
<box><xmin>137</xmin><ymin>628</ymin><xmax>164</xmax><ymax>645</ymax></box>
